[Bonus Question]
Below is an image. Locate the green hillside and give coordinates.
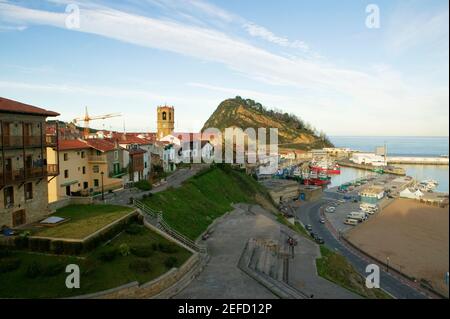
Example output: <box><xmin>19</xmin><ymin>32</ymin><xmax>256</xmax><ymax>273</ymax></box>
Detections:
<box><xmin>142</xmin><ymin>165</ymin><xmax>273</xmax><ymax>240</ymax></box>
<box><xmin>202</xmin><ymin>97</ymin><xmax>333</xmax><ymax>150</ymax></box>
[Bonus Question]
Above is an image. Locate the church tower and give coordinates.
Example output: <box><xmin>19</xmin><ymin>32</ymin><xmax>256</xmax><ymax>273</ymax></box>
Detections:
<box><xmin>157</xmin><ymin>105</ymin><xmax>175</xmax><ymax>140</ymax></box>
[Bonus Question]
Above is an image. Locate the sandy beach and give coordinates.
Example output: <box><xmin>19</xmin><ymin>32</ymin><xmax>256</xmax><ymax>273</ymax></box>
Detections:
<box><xmin>346</xmin><ymin>198</ymin><xmax>449</xmax><ymax>297</ymax></box>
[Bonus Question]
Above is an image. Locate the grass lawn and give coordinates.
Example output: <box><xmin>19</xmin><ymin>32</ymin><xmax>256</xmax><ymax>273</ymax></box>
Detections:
<box><xmin>34</xmin><ymin>204</ymin><xmax>135</xmax><ymax>239</ymax></box>
<box><xmin>0</xmin><ymin>224</ymin><xmax>191</xmax><ymax>298</ymax></box>
<box><xmin>316</xmin><ymin>245</ymin><xmax>392</xmax><ymax>299</ymax></box>
<box><xmin>142</xmin><ymin>166</ymin><xmax>270</xmax><ymax>240</ymax></box>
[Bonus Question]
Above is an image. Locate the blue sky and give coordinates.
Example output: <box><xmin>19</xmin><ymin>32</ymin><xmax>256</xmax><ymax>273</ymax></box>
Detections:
<box><xmin>0</xmin><ymin>0</ymin><xmax>448</xmax><ymax>136</ymax></box>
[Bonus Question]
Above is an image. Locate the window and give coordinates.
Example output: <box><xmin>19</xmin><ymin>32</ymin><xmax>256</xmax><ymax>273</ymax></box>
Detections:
<box><xmin>94</xmin><ymin>179</ymin><xmax>99</xmax><ymax>187</ymax></box>
<box><xmin>25</xmin><ymin>183</ymin><xmax>33</xmax><ymax>200</ymax></box>
<box><xmin>4</xmin><ymin>187</ymin><xmax>14</xmax><ymax>208</ymax></box>
<box><xmin>93</xmin><ymin>165</ymin><xmax>99</xmax><ymax>173</ymax></box>
<box><xmin>82</xmin><ymin>166</ymin><xmax>86</xmax><ymax>174</ymax></box>
<box><xmin>114</xmin><ymin>150</ymin><xmax>119</xmax><ymax>161</ymax></box>
<box><xmin>83</xmin><ymin>182</ymin><xmax>89</xmax><ymax>189</ymax></box>
<box><xmin>162</xmin><ymin>111</ymin><xmax>167</xmax><ymax>120</ymax></box>
<box><xmin>64</xmin><ymin>153</ymin><xmax>69</xmax><ymax>161</ymax></box>
<box><xmin>64</xmin><ymin>170</ymin><xmax>69</xmax><ymax>178</ymax></box>
<box><xmin>81</xmin><ymin>151</ymin><xmax>85</xmax><ymax>158</ymax></box>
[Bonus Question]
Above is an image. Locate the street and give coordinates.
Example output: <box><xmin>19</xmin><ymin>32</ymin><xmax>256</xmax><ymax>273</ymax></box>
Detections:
<box><xmin>294</xmin><ymin>199</ymin><xmax>428</xmax><ymax>299</ymax></box>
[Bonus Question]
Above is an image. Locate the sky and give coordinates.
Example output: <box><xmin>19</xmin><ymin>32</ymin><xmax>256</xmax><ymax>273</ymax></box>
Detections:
<box><xmin>0</xmin><ymin>0</ymin><xmax>448</xmax><ymax>136</ymax></box>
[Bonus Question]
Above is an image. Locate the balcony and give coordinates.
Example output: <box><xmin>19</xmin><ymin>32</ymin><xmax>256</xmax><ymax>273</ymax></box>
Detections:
<box><xmin>1</xmin><ymin>135</ymin><xmax>23</xmax><ymax>148</ymax></box>
<box><xmin>24</xmin><ymin>135</ymin><xmax>43</xmax><ymax>147</ymax></box>
<box><xmin>0</xmin><ymin>165</ymin><xmax>59</xmax><ymax>185</ymax></box>
<box><xmin>88</xmin><ymin>155</ymin><xmax>107</xmax><ymax>163</ymax></box>
<box><xmin>47</xmin><ymin>164</ymin><xmax>59</xmax><ymax>176</ymax></box>
<box><xmin>45</xmin><ymin>135</ymin><xmax>58</xmax><ymax>147</ymax></box>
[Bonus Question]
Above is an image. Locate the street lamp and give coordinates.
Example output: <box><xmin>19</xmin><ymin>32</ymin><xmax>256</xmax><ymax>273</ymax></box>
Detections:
<box><xmin>386</xmin><ymin>256</ymin><xmax>390</xmax><ymax>273</ymax></box>
<box><xmin>101</xmin><ymin>171</ymin><xmax>105</xmax><ymax>201</ymax></box>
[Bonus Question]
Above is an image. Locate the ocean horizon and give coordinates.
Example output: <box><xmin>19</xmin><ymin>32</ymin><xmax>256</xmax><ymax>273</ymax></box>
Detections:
<box><xmin>329</xmin><ymin>136</ymin><xmax>449</xmax><ymax>192</ymax></box>
<box><xmin>329</xmin><ymin>136</ymin><xmax>449</xmax><ymax>157</ymax></box>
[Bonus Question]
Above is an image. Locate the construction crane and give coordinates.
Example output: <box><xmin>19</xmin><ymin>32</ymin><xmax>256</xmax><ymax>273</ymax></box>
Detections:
<box><xmin>73</xmin><ymin>107</ymin><xmax>122</xmax><ymax>138</ymax></box>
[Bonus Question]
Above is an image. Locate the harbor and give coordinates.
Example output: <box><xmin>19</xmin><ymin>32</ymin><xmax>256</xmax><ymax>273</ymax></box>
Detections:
<box><xmin>387</xmin><ymin>156</ymin><xmax>449</xmax><ymax>165</ymax></box>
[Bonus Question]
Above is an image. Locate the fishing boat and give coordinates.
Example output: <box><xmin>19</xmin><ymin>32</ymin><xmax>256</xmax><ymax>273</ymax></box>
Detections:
<box><xmin>310</xmin><ymin>159</ymin><xmax>341</xmax><ymax>175</ymax></box>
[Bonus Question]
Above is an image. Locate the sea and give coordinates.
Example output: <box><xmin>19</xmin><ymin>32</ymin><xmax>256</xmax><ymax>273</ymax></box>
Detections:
<box><xmin>328</xmin><ymin>136</ymin><xmax>449</xmax><ymax>192</ymax></box>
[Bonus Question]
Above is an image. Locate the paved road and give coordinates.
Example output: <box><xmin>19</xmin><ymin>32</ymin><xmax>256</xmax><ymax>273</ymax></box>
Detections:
<box><xmin>294</xmin><ymin>199</ymin><xmax>428</xmax><ymax>299</ymax></box>
<box><xmin>101</xmin><ymin>165</ymin><xmax>208</xmax><ymax>206</ymax></box>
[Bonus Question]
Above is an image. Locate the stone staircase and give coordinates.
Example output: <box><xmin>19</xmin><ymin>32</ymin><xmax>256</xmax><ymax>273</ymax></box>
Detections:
<box><xmin>239</xmin><ymin>238</ymin><xmax>308</xmax><ymax>299</ymax></box>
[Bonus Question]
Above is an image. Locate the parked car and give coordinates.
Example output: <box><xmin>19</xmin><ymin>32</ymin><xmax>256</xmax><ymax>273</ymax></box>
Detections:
<box><xmin>325</xmin><ymin>206</ymin><xmax>336</xmax><ymax>213</ymax></box>
<box><xmin>315</xmin><ymin>236</ymin><xmax>325</xmax><ymax>244</ymax></box>
<box><xmin>344</xmin><ymin>218</ymin><xmax>359</xmax><ymax>226</ymax></box>
<box><xmin>319</xmin><ymin>218</ymin><xmax>325</xmax><ymax>224</ymax></box>
<box><xmin>305</xmin><ymin>224</ymin><xmax>313</xmax><ymax>231</ymax></box>
<box><xmin>310</xmin><ymin>232</ymin><xmax>318</xmax><ymax>239</ymax></box>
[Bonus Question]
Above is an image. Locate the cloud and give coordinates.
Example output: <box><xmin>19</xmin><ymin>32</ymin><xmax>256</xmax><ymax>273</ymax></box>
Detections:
<box><xmin>243</xmin><ymin>22</ymin><xmax>309</xmax><ymax>51</ymax></box>
<box><xmin>386</xmin><ymin>4</ymin><xmax>449</xmax><ymax>54</ymax></box>
<box><xmin>0</xmin><ymin>1</ymin><xmax>448</xmax><ymax>135</ymax></box>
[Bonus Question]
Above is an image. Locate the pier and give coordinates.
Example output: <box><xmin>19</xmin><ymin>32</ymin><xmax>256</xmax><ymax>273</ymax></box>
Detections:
<box><xmin>387</xmin><ymin>156</ymin><xmax>449</xmax><ymax>165</ymax></box>
<box><xmin>337</xmin><ymin>160</ymin><xmax>406</xmax><ymax>175</ymax></box>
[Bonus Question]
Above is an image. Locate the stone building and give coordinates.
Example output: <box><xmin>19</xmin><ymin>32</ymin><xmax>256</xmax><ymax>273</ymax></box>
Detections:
<box><xmin>0</xmin><ymin>97</ymin><xmax>59</xmax><ymax>228</ymax></box>
<box><xmin>157</xmin><ymin>105</ymin><xmax>175</xmax><ymax>140</ymax></box>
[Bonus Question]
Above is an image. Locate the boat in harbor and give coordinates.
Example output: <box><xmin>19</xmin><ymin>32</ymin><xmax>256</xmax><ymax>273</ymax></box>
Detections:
<box><xmin>417</xmin><ymin>179</ymin><xmax>439</xmax><ymax>192</ymax></box>
<box><xmin>310</xmin><ymin>159</ymin><xmax>341</xmax><ymax>175</ymax></box>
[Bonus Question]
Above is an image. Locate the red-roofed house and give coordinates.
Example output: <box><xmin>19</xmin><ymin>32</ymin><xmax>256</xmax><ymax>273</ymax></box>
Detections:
<box><xmin>47</xmin><ymin>138</ymin><xmax>125</xmax><ymax>202</ymax></box>
<box><xmin>1</xmin><ymin>97</ymin><xmax>59</xmax><ymax>227</ymax></box>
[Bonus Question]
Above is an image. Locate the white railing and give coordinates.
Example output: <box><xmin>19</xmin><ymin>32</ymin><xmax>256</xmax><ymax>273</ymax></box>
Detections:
<box><xmin>133</xmin><ymin>199</ymin><xmax>206</xmax><ymax>254</ymax></box>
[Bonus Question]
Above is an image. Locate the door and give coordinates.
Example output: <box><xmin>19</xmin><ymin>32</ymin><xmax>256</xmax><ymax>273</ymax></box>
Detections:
<box><xmin>66</xmin><ymin>185</ymin><xmax>71</xmax><ymax>196</ymax></box>
<box><xmin>25</xmin><ymin>155</ymin><xmax>32</xmax><ymax>177</ymax></box>
<box><xmin>5</xmin><ymin>158</ymin><xmax>12</xmax><ymax>182</ymax></box>
<box><xmin>12</xmin><ymin>210</ymin><xmax>26</xmax><ymax>227</ymax></box>
<box><xmin>23</xmin><ymin>123</ymin><xmax>32</xmax><ymax>145</ymax></box>
<box><xmin>3</xmin><ymin>123</ymin><xmax>10</xmax><ymax>146</ymax></box>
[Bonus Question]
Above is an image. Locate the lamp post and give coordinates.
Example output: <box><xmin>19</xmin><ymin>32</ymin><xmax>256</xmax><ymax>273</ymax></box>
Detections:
<box><xmin>386</xmin><ymin>256</ymin><xmax>390</xmax><ymax>273</ymax></box>
<box><xmin>101</xmin><ymin>171</ymin><xmax>105</xmax><ymax>201</ymax></box>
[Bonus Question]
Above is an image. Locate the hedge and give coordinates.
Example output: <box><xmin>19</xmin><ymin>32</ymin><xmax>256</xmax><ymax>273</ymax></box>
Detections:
<box><xmin>1</xmin><ymin>212</ymin><xmax>139</xmax><ymax>256</ymax></box>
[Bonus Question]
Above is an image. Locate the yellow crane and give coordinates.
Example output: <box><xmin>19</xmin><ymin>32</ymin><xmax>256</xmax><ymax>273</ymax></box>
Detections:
<box><xmin>73</xmin><ymin>107</ymin><xmax>122</xmax><ymax>138</ymax></box>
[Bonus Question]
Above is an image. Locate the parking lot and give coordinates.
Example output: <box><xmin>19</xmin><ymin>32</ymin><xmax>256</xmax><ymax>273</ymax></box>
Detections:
<box><xmin>323</xmin><ymin>201</ymin><xmax>362</xmax><ymax>233</ymax></box>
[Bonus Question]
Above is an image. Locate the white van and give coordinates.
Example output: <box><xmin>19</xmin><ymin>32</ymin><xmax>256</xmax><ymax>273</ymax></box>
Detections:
<box><xmin>347</xmin><ymin>211</ymin><xmax>367</xmax><ymax>221</ymax></box>
<box><xmin>344</xmin><ymin>218</ymin><xmax>359</xmax><ymax>226</ymax></box>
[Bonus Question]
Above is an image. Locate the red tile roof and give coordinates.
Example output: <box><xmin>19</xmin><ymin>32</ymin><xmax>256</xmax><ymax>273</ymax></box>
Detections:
<box><xmin>58</xmin><ymin>139</ymin><xmax>90</xmax><ymax>151</ymax></box>
<box><xmin>113</xmin><ymin>133</ymin><xmax>152</xmax><ymax>145</ymax></box>
<box><xmin>0</xmin><ymin>97</ymin><xmax>59</xmax><ymax>117</ymax></box>
<box><xmin>84</xmin><ymin>138</ymin><xmax>117</xmax><ymax>152</ymax></box>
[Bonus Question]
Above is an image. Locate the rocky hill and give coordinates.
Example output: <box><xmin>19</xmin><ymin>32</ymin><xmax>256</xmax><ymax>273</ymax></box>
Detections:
<box><xmin>202</xmin><ymin>97</ymin><xmax>333</xmax><ymax>150</ymax></box>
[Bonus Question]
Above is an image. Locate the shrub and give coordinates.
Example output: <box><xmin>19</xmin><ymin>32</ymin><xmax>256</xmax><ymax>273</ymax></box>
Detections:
<box><xmin>125</xmin><ymin>224</ymin><xmax>144</xmax><ymax>235</ymax></box>
<box><xmin>0</xmin><ymin>258</ymin><xmax>21</xmax><ymax>273</ymax></box>
<box><xmin>129</xmin><ymin>259</ymin><xmax>152</xmax><ymax>273</ymax></box>
<box><xmin>25</xmin><ymin>261</ymin><xmax>43</xmax><ymax>278</ymax></box>
<box><xmin>119</xmin><ymin>244</ymin><xmax>130</xmax><ymax>257</ymax></box>
<box><xmin>62</xmin><ymin>241</ymin><xmax>83</xmax><ymax>255</ymax></box>
<box><xmin>164</xmin><ymin>256</ymin><xmax>178</xmax><ymax>269</ymax></box>
<box><xmin>98</xmin><ymin>248</ymin><xmax>118</xmax><ymax>262</ymax></box>
<box><xmin>135</xmin><ymin>180</ymin><xmax>152</xmax><ymax>191</ymax></box>
<box><xmin>0</xmin><ymin>249</ymin><xmax>12</xmax><ymax>259</ymax></box>
<box><xmin>14</xmin><ymin>235</ymin><xmax>29</xmax><ymax>249</ymax></box>
<box><xmin>130</xmin><ymin>245</ymin><xmax>154</xmax><ymax>258</ymax></box>
<box><xmin>51</xmin><ymin>241</ymin><xmax>64</xmax><ymax>255</ymax></box>
<box><xmin>29</xmin><ymin>238</ymin><xmax>51</xmax><ymax>252</ymax></box>
<box><xmin>157</xmin><ymin>242</ymin><xmax>179</xmax><ymax>254</ymax></box>
<box><xmin>42</xmin><ymin>262</ymin><xmax>65</xmax><ymax>277</ymax></box>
